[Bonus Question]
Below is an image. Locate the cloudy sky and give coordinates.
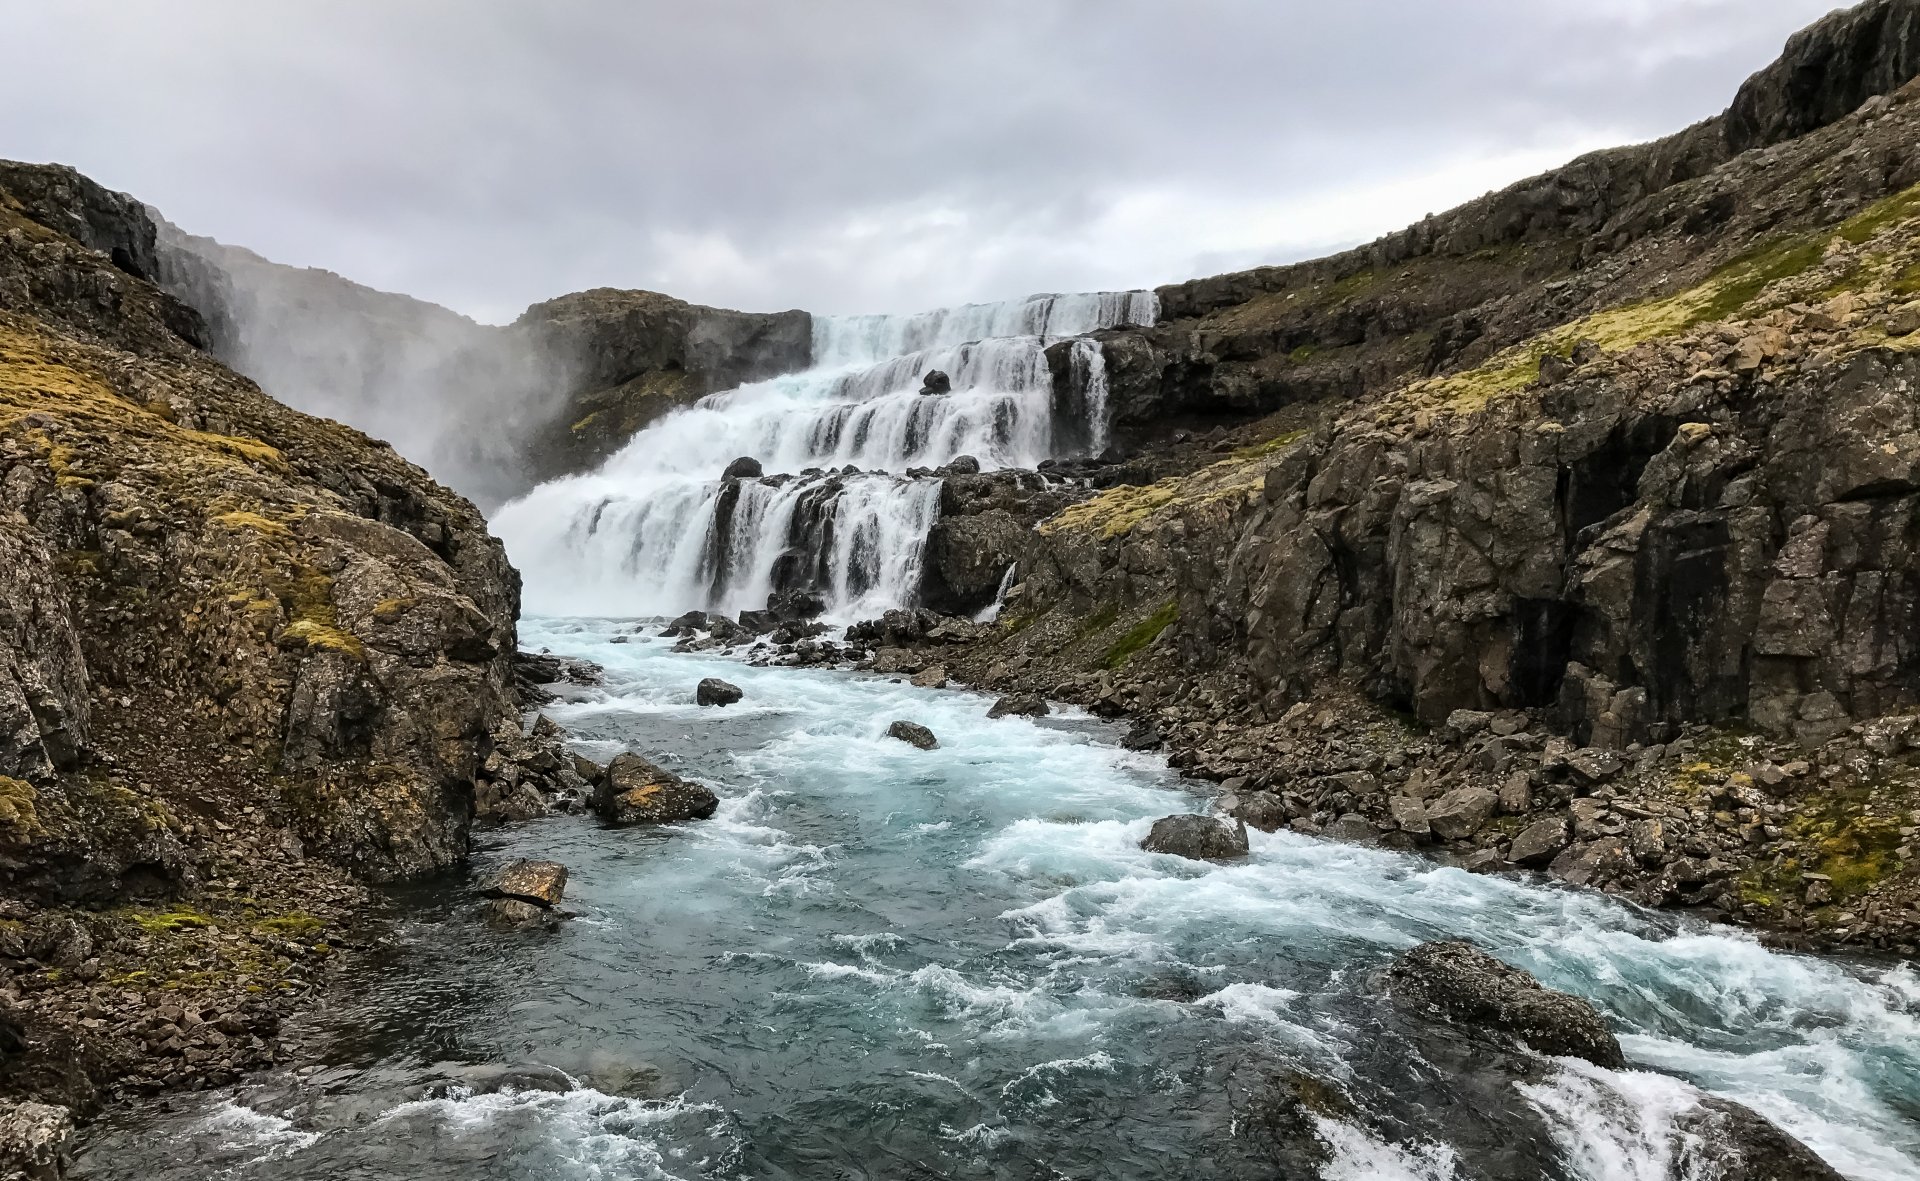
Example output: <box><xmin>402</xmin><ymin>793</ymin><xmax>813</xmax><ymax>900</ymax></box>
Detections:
<box><xmin>6</xmin><ymin>1</ymin><xmax>1842</xmax><ymax>322</ymax></box>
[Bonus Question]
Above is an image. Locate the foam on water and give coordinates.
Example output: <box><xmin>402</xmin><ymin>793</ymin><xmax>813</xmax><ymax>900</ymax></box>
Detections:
<box><xmin>493</xmin><ymin>291</ymin><xmax>1157</xmax><ymax>619</ymax></box>
<box><xmin>71</xmin><ymin>623</ymin><xmax>1920</xmax><ymax>1179</ymax></box>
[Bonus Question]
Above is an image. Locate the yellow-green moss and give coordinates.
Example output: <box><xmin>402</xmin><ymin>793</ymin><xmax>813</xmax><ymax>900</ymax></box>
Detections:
<box><xmin>0</xmin><ymin>776</ymin><xmax>44</xmax><ymax>840</ymax></box>
<box><xmin>1837</xmin><ymin>183</ymin><xmax>1920</xmax><ymax>245</ymax></box>
<box><xmin>253</xmin><ymin>912</ymin><xmax>326</xmax><ymax>937</ymax></box>
<box><xmin>213</xmin><ymin>510</ymin><xmax>293</xmax><ymax>539</ymax></box>
<box><xmin>128</xmin><ymin>907</ymin><xmax>213</xmax><ymax>934</ymax></box>
<box><xmin>1104</xmin><ymin>600</ymin><xmax>1179</xmax><ymax>668</ymax></box>
<box><xmin>1230</xmin><ymin>429</ymin><xmax>1308</xmax><ymax>461</ymax></box>
<box><xmin>1043</xmin><ymin>482</ymin><xmax>1181</xmax><ymax>539</ymax></box>
<box><xmin>276</xmin><ymin>619</ymin><xmax>367</xmax><ymax>660</ymax></box>
<box><xmin>371</xmin><ymin>597</ymin><xmax>415</xmax><ymax>623</ymax></box>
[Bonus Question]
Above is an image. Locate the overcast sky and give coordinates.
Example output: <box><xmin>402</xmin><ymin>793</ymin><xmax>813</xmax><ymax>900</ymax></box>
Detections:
<box><xmin>6</xmin><ymin>1</ymin><xmax>1843</xmax><ymax>323</ymax></box>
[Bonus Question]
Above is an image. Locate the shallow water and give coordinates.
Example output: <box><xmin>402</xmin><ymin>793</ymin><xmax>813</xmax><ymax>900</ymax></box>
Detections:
<box><xmin>72</xmin><ymin>622</ymin><xmax>1920</xmax><ymax>1179</ymax></box>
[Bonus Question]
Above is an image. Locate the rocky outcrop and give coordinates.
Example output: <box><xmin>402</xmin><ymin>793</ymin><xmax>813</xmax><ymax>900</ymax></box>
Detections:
<box><xmin>0</xmin><ymin>160</ymin><xmax>580</xmax><ymax>1109</ymax></box>
<box><xmin>1386</xmin><ymin>941</ymin><xmax>1623</xmax><ymax>1067</ymax></box>
<box><xmin>0</xmin><ymin>1098</ymin><xmax>70</xmax><ymax>1180</ymax></box>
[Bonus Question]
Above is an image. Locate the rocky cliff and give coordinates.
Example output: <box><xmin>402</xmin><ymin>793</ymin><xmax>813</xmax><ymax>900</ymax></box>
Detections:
<box><xmin>895</xmin><ymin>0</ymin><xmax>1920</xmax><ymax>953</ymax></box>
<box><xmin>0</xmin><ymin>162</ymin><xmax>574</xmax><ymax>1117</ymax></box>
<box><xmin>142</xmin><ymin>218</ymin><xmax>811</xmax><ymax>506</ymax></box>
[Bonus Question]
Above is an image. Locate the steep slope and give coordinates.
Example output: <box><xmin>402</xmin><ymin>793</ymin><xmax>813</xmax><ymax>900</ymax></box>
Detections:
<box><xmin>0</xmin><ymin>164</ymin><xmax>566</xmax><ymax>1114</ymax></box>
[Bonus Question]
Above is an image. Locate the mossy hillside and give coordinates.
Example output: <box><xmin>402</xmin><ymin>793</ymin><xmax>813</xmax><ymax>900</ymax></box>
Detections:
<box><xmin>1399</xmin><ymin>181</ymin><xmax>1920</xmax><ymax>417</ymax></box>
<box><xmin>1104</xmin><ymin>600</ymin><xmax>1179</xmax><ymax>668</ymax></box>
<box><xmin>1042</xmin><ymin>429</ymin><xmax>1307</xmax><ymax>541</ymax></box>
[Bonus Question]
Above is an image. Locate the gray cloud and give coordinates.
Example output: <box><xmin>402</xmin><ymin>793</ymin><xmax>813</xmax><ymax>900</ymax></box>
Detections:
<box><xmin>6</xmin><ymin>0</ymin><xmax>1842</xmax><ymax>320</ymax></box>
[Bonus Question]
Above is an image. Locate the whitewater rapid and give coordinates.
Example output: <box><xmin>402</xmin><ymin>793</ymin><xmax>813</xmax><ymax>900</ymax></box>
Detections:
<box><xmin>493</xmin><ymin>291</ymin><xmax>1155</xmax><ymax>620</ymax></box>
<box><xmin>71</xmin><ymin>626</ymin><xmax>1920</xmax><ymax>1180</ymax></box>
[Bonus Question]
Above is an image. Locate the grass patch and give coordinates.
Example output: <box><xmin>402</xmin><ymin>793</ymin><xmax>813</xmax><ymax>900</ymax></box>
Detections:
<box><xmin>129</xmin><ymin>907</ymin><xmax>214</xmax><ymax>934</ymax></box>
<box><xmin>1230</xmin><ymin>429</ymin><xmax>1308</xmax><ymax>461</ymax></box>
<box><xmin>1104</xmin><ymin>600</ymin><xmax>1178</xmax><ymax>668</ymax></box>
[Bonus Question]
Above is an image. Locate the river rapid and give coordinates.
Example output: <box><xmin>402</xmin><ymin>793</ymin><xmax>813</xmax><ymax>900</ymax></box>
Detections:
<box><xmin>68</xmin><ymin>621</ymin><xmax>1920</xmax><ymax>1180</ymax></box>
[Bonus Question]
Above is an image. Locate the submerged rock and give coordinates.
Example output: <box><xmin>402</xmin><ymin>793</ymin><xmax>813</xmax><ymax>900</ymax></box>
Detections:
<box><xmin>1140</xmin><ymin>814</ymin><xmax>1250</xmax><ymax>861</ymax></box>
<box><xmin>696</xmin><ymin>677</ymin><xmax>744</xmax><ymax>706</ymax></box>
<box><xmin>482</xmin><ymin>859</ymin><xmax>568</xmax><ymax>907</ymax></box>
<box><xmin>483</xmin><ymin>897</ymin><xmax>555</xmax><ymax>929</ymax></box>
<box><xmin>987</xmin><ymin>694</ymin><xmax>1049</xmax><ymax>719</ymax></box>
<box><xmin>1671</xmin><ymin>1095</ymin><xmax>1845</xmax><ymax>1181</ymax></box>
<box><xmin>593</xmin><ymin>753</ymin><xmax>720</xmax><ymax>825</ymax></box>
<box><xmin>886</xmin><ymin>721</ymin><xmax>939</xmax><ymax>750</ymax></box>
<box><xmin>1387</xmin><ymin>940</ymin><xmax>1623</xmax><ymax>1068</ymax></box>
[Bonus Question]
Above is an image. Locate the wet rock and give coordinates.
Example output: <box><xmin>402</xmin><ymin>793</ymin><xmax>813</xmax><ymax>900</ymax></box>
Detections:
<box><xmin>660</xmin><ymin>610</ymin><xmax>711</xmax><ymax>637</ymax></box>
<box><xmin>944</xmin><ymin>454</ymin><xmax>981</xmax><ymax>476</ymax></box>
<box><xmin>1669</xmin><ymin>1095</ymin><xmax>1846</xmax><ymax>1181</ymax></box>
<box><xmin>483</xmin><ymin>859</ymin><xmax>568</xmax><ymax>907</ymax></box>
<box><xmin>0</xmin><ymin>1099</ymin><xmax>72</xmax><ymax>1180</ymax></box>
<box><xmin>1140</xmin><ymin>814</ymin><xmax>1250</xmax><ymax>861</ymax></box>
<box><xmin>1389</xmin><ymin>795</ymin><xmax>1431</xmax><ymax>837</ymax></box>
<box><xmin>767</xmin><ymin>589</ymin><xmax>827</xmax><ymax>622</ymax></box>
<box><xmin>721</xmin><ymin>456</ymin><xmax>763</xmax><ymax>480</ymax></box>
<box><xmin>1326</xmin><ymin>813</ymin><xmax>1377</xmax><ymax>843</ymax></box>
<box><xmin>886</xmin><ymin>721</ymin><xmax>939</xmax><ymax>750</ymax></box>
<box><xmin>696</xmin><ymin>677</ymin><xmax>743</xmax><ymax>707</ymax></box>
<box><xmin>1387</xmin><ymin>940</ymin><xmax>1624</xmax><ymax>1068</ymax></box>
<box><xmin>919</xmin><ymin>369</ymin><xmax>951</xmax><ymax>395</ymax></box>
<box><xmin>987</xmin><ymin>694</ymin><xmax>1049</xmax><ymax>719</ymax></box>
<box><xmin>1549</xmin><ymin>837</ymin><xmax>1629</xmax><ymax>887</ymax></box>
<box><xmin>593</xmin><ymin>753</ymin><xmax>720</xmax><ymax>826</ymax></box>
<box><xmin>483</xmin><ymin>897</ymin><xmax>557</xmax><ymax>929</ymax></box>
<box><xmin>1120</xmin><ymin>719</ymin><xmax>1164</xmax><ymax>751</ymax></box>
<box><xmin>569</xmin><ymin>754</ymin><xmax>606</xmax><ymax>786</ymax></box>
<box><xmin>910</xmin><ymin>666</ymin><xmax>949</xmax><ymax>689</ymax></box>
<box><xmin>1226</xmin><ymin>792</ymin><xmax>1289</xmax><ymax>833</ymax></box>
<box><xmin>1425</xmin><ymin>787</ymin><xmax>1498</xmax><ymax>840</ymax></box>
<box><xmin>1508</xmin><ymin>818</ymin><xmax>1570</xmax><ymax>867</ymax></box>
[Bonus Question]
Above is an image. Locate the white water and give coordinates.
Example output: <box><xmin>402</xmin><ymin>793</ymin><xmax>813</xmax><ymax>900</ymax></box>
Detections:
<box><xmin>493</xmin><ymin>291</ymin><xmax>1156</xmax><ymax>619</ymax></box>
<box><xmin>74</xmin><ymin>627</ymin><xmax>1920</xmax><ymax>1179</ymax></box>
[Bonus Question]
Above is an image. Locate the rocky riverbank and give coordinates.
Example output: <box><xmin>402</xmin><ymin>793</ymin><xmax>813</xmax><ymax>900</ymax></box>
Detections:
<box><xmin>0</xmin><ymin>160</ymin><xmax>584</xmax><ymax>1167</ymax></box>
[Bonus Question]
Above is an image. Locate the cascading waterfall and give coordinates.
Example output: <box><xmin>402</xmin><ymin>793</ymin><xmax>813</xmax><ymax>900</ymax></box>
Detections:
<box><xmin>494</xmin><ymin>290</ymin><xmax>1157</xmax><ymax>619</ymax></box>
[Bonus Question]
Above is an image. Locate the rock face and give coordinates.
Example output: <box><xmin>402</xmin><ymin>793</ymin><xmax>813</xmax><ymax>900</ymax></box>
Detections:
<box><xmin>1140</xmin><ymin>814</ymin><xmax>1251</xmax><ymax>861</ymax></box>
<box><xmin>696</xmin><ymin>677</ymin><xmax>743</xmax><ymax>706</ymax></box>
<box><xmin>885</xmin><ymin>720</ymin><xmax>939</xmax><ymax>750</ymax></box>
<box><xmin>0</xmin><ymin>160</ymin><xmax>582</xmax><ymax>1110</ymax></box>
<box><xmin>1387</xmin><ymin>941</ymin><xmax>1624</xmax><ymax>1068</ymax></box>
<box><xmin>593</xmin><ymin>753</ymin><xmax>720</xmax><ymax>826</ymax></box>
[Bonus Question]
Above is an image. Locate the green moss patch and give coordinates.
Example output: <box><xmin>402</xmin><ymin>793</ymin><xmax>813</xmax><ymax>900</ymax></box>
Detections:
<box><xmin>1104</xmin><ymin>600</ymin><xmax>1179</xmax><ymax>668</ymax></box>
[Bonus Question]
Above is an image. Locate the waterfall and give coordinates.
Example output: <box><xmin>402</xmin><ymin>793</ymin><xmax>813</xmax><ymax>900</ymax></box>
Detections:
<box><xmin>495</xmin><ymin>290</ymin><xmax>1159</xmax><ymax>619</ymax></box>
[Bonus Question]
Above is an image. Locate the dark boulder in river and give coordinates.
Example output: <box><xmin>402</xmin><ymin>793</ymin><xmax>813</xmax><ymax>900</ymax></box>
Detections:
<box><xmin>919</xmin><ymin>369</ymin><xmax>951</xmax><ymax>395</ymax></box>
<box><xmin>1140</xmin><ymin>814</ymin><xmax>1249</xmax><ymax>861</ymax></box>
<box><xmin>1670</xmin><ymin>1095</ymin><xmax>1845</xmax><ymax>1181</ymax></box>
<box><xmin>1387</xmin><ymin>940</ymin><xmax>1623</xmax><ymax>1068</ymax></box>
<box><xmin>594</xmin><ymin>753</ymin><xmax>720</xmax><ymax>826</ymax></box>
<box><xmin>886</xmin><ymin>720</ymin><xmax>939</xmax><ymax>750</ymax></box>
<box><xmin>722</xmin><ymin>456</ymin><xmax>763</xmax><ymax>480</ymax></box>
<box><xmin>482</xmin><ymin>859</ymin><xmax>568</xmax><ymax>907</ymax></box>
<box><xmin>987</xmin><ymin>694</ymin><xmax>1048</xmax><ymax>719</ymax></box>
<box><xmin>696</xmin><ymin>677</ymin><xmax>744</xmax><ymax>706</ymax></box>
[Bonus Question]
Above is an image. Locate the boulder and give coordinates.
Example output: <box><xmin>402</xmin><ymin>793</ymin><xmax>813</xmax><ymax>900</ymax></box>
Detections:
<box><xmin>987</xmin><ymin>694</ymin><xmax>1049</xmax><ymax>719</ymax></box>
<box><xmin>767</xmin><ymin>589</ymin><xmax>828</xmax><ymax>622</ymax></box>
<box><xmin>910</xmin><ymin>666</ymin><xmax>949</xmax><ymax>689</ymax></box>
<box><xmin>1388</xmin><ymin>795</ymin><xmax>1431</xmax><ymax>837</ymax></box>
<box><xmin>482</xmin><ymin>858</ymin><xmax>568</xmax><ymax>907</ymax></box>
<box><xmin>721</xmin><ymin>456</ymin><xmax>763</xmax><ymax>480</ymax></box>
<box><xmin>919</xmin><ymin>369</ymin><xmax>951</xmax><ymax>395</ymax></box>
<box><xmin>0</xmin><ymin>1100</ymin><xmax>71</xmax><ymax>1181</ymax></box>
<box><xmin>1387</xmin><ymin>940</ymin><xmax>1624</xmax><ymax>1068</ymax></box>
<box><xmin>1140</xmin><ymin>814</ymin><xmax>1250</xmax><ymax>861</ymax></box>
<box><xmin>593</xmin><ymin>753</ymin><xmax>720</xmax><ymax>826</ymax></box>
<box><xmin>660</xmin><ymin>610</ymin><xmax>710</xmax><ymax>637</ymax></box>
<box><xmin>1668</xmin><ymin>1095</ymin><xmax>1845</xmax><ymax>1181</ymax></box>
<box><xmin>1508</xmin><ymin>817</ymin><xmax>1570</xmax><ymax>867</ymax></box>
<box><xmin>696</xmin><ymin>677</ymin><xmax>744</xmax><ymax>706</ymax></box>
<box><xmin>886</xmin><ymin>720</ymin><xmax>939</xmax><ymax>750</ymax></box>
<box><xmin>1425</xmin><ymin>787</ymin><xmax>1498</xmax><ymax>840</ymax></box>
<box><xmin>1227</xmin><ymin>792</ymin><xmax>1289</xmax><ymax>833</ymax></box>
<box><xmin>738</xmin><ymin>610</ymin><xmax>778</xmax><ymax>634</ymax></box>
<box><xmin>945</xmin><ymin>454</ymin><xmax>981</xmax><ymax>475</ymax></box>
